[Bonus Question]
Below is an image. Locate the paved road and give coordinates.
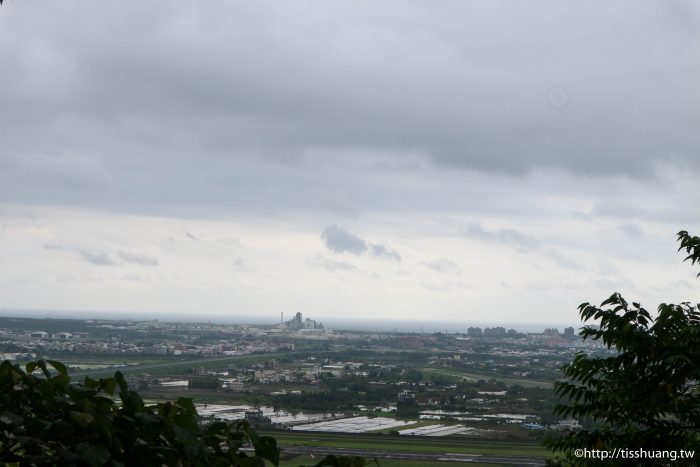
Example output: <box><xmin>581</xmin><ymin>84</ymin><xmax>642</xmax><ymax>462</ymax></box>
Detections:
<box><xmin>280</xmin><ymin>445</ymin><xmax>548</xmax><ymax>466</ymax></box>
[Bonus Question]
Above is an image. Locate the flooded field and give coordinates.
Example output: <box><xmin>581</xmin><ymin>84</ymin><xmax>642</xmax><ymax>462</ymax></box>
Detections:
<box><xmin>196</xmin><ymin>404</ymin><xmax>340</xmax><ymax>426</ymax></box>
<box><xmin>420</xmin><ymin>410</ymin><xmax>537</xmax><ymax>424</ymax></box>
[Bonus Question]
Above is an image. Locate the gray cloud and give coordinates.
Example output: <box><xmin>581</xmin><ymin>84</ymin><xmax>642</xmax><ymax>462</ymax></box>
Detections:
<box><xmin>420</xmin><ymin>279</ymin><xmax>473</xmax><ymax>293</ymax></box>
<box><xmin>651</xmin><ymin>279</ymin><xmax>694</xmax><ymax>294</ymax></box>
<box><xmin>0</xmin><ymin>1</ymin><xmax>699</xmax><ymax>221</ymax></box>
<box><xmin>308</xmin><ymin>255</ymin><xmax>360</xmax><ymax>273</ymax></box>
<box><xmin>322</xmin><ymin>225</ymin><xmax>368</xmax><ymax>255</ymax></box>
<box><xmin>464</xmin><ymin>222</ymin><xmax>539</xmax><ymax>252</ymax></box>
<box><xmin>123</xmin><ymin>273</ymin><xmax>143</xmax><ymax>282</ymax></box>
<box><xmin>77</xmin><ymin>249</ymin><xmax>158</xmax><ymax>266</ymax></box>
<box><xmin>321</xmin><ymin>225</ymin><xmax>401</xmax><ymax>260</ymax></box>
<box><xmin>370</xmin><ymin>243</ymin><xmax>401</xmax><ymax>261</ymax></box>
<box><xmin>79</xmin><ymin>250</ymin><xmax>117</xmax><ymax>266</ymax></box>
<box><xmin>593</xmin><ymin>277</ymin><xmax>635</xmax><ymax>290</ymax></box>
<box><xmin>43</xmin><ymin>243</ymin><xmax>64</xmax><ymax>250</ymax></box>
<box><xmin>422</xmin><ymin>258</ymin><xmax>463</xmax><ymax>275</ymax></box>
<box><xmin>53</xmin><ymin>272</ymin><xmax>103</xmax><ymax>283</ymax></box>
<box><xmin>544</xmin><ymin>250</ymin><xmax>581</xmax><ymax>270</ymax></box>
<box><xmin>232</xmin><ymin>257</ymin><xmax>254</xmax><ymax>273</ymax></box>
<box><xmin>117</xmin><ymin>251</ymin><xmax>159</xmax><ymax>266</ymax></box>
<box><xmin>618</xmin><ymin>223</ymin><xmax>644</xmax><ymax>238</ymax></box>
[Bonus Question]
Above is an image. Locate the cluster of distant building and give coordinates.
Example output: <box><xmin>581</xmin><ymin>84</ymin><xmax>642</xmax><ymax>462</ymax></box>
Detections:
<box><xmin>27</xmin><ymin>331</ymin><xmax>81</xmax><ymax>340</ymax></box>
<box><xmin>282</xmin><ymin>312</ymin><xmax>325</xmax><ymax>331</ymax></box>
<box><xmin>466</xmin><ymin>327</ymin><xmax>521</xmax><ymax>338</ymax></box>
<box><xmin>0</xmin><ymin>327</ymin><xmax>296</xmax><ymax>358</ymax></box>
<box><xmin>466</xmin><ymin>326</ymin><xmax>576</xmax><ymax>339</ymax></box>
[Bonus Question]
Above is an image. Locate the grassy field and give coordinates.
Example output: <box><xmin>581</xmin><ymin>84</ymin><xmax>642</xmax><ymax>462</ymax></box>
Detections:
<box><xmin>65</xmin><ymin>351</ymin><xmax>322</xmax><ymax>379</ymax></box>
<box><xmin>280</xmin><ymin>455</ymin><xmax>507</xmax><ymax>467</ymax></box>
<box><xmin>420</xmin><ymin>366</ymin><xmax>552</xmax><ymax>388</ymax></box>
<box><xmin>266</xmin><ymin>431</ymin><xmax>550</xmax><ymax>458</ymax></box>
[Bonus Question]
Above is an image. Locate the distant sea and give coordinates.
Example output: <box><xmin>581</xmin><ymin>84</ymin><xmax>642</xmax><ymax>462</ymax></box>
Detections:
<box><xmin>0</xmin><ymin>308</ymin><xmax>579</xmax><ymax>334</ymax></box>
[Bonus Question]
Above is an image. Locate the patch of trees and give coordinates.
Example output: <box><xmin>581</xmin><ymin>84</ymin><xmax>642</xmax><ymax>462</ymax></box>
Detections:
<box><xmin>190</xmin><ymin>376</ymin><xmax>222</xmax><ymax>390</ymax></box>
<box><xmin>0</xmin><ymin>359</ymin><xmax>280</xmax><ymax>466</ymax></box>
<box><xmin>0</xmin><ymin>359</ymin><xmax>368</xmax><ymax>466</ymax></box>
<box><xmin>272</xmin><ymin>389</ymin><xmax>357</xmax><ymax>413</ymax></box>
<box><xmin>395</xmin><ymin>400</ymin><xmax>420</xmax><ymax>420</ymax></box>
<box><xmin>546</xmin><ymin>231</ymin><xmax>700</xmax><ymax>464</ymax></box>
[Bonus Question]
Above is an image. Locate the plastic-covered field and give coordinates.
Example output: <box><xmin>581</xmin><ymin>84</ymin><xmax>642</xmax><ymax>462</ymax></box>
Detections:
<box><xmin>292</xmin><ymin>416</ymin><xmax>414</xmax><ymax>433</ymax></box>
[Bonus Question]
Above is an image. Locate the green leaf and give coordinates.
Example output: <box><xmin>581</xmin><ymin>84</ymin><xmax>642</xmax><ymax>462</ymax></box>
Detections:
<box><xmin>25</xmin><ymin>361</ymin><xmax>38</xmax><ymax>374</ymax></box>
<box><xmin>75</xmin><ymin>442</ymin><xmax>111</xmax><ymax>467</ymax></box>
<box><xmin>47</xmin><ymin>360</ymin><xmax>68</xmax><ymax>377</ymax></box>
<box><xmin>70</xmin><ymin>410</ymin><xmax>94</xmax><ymax>428</ymax></box>
<box><xmin>0</xmin><ymin>411</ymin><xmax>23</xmax><ymax>426</ymax></box>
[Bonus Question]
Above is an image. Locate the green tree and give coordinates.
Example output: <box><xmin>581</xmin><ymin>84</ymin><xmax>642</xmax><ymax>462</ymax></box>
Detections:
<box><xmin>190</xmin><ymin>376</ymin><xmax>222</xmax><ymax>390</ymax></box>
<box><xmin>403</xmin><ymin>368</ymin><xmax>423</xmax><ymax>383</ymax></box>
<box><xmin>546</xmin><ymin>231</ymin><xmax>700</xmax><ymax>465</ymax></box>
<box><xmin>395</xmin><ymin>399</ymin><xmax>420</xmax><ymax>420</ymax></box>
<box><xmin>0</xmin><ymin>360</ymin><xmax>280</xmax><ymax>466</ymax></box>
<box><xmin>0</xmin><ymin>360</ymin><xmax>370</xmax><ymax>467</ymax></box>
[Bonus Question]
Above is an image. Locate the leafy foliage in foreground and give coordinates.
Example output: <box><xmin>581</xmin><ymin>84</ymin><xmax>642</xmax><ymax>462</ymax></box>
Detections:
<box><xmin>0</xmin><ymin>359</ymin><xmax>371</xmax><ymax>466</ymax></box>
<box><xmin>0</xmin><ymin>359</ymin><xmax>280</xmax><ymax>466</ymax></box>
<box><xmin>545</xmin><ymin>231</ymin><xmax>700</xmax><ymax>465</ymax></box>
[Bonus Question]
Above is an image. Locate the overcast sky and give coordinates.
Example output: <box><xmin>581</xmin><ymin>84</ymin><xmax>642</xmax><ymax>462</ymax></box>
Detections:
<box><xmin>1</xmin><ymin>1</ymin><xmax>699</xmax><ymax>326</ymax></box>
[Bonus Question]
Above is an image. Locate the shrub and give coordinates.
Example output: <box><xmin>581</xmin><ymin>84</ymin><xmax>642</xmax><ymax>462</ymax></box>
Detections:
<box><xmin>0</xmin><ymin>359</ymin><xmax>279</xmax><ymax>466</ymax></box>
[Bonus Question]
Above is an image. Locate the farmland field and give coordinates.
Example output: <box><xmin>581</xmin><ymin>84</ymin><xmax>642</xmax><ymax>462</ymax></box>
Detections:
<box><xmin>280</xmin><ymin>455</ymin><xmax>507</xmax><ymax>467</ymax></box>
<box><xmin>268</xmin><ymin>431</ymin><xmax>550</xmax><ymax>458</ymax></box>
